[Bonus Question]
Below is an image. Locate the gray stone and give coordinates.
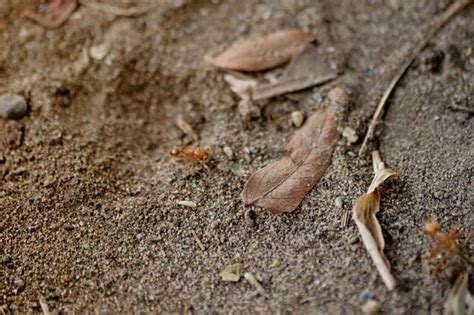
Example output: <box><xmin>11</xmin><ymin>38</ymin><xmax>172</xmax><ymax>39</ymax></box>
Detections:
<box><xmin>0</xmin><ymin>94</ymin><xmax>28</xmax><ymax>120</ymax></box>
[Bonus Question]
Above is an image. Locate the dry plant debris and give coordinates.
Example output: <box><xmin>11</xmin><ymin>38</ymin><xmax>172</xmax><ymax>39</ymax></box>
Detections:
<box><xmin>359</xmin><ymin>0</ymin><xmax>474</xmax><ymax>155</ymax></box>
<box><xmin>253</xmin><ymin>44</ymin><xmax>339</xmax><ymax>100</ymax></box>
<box><xmin>174</xmin><ymin>115</ymin><xmax>199</xmax><ymax>142</ymax></box>
<box><xmin>252</xmin><ymin>73</ymin><xmax>337</xmax><ymax>100</ymax></box>
<box><xmin>424</xmin><ymin>220</ymin><xmax>473</xmax><ymax>277</ymax></box>
<box><xmin>244</xmin><ymin>272</ymin><xmax>269</xmax><ymax>298</ymax></box>
<box><xmin>443</xmin><ymin>272</ymin><xmax>470</xmax><ymax>315</ymax></box>
<box><xmin>242</xmin><ymin>87</ymin><xmax>348</xmax><ymax>214</ymax></box>
<box><xmin>220</xmin><ymin>264</ymin><xmax>242</xmax><ymax>282</ymax></box>
<box><xmin>223</xmin><ymin>73</ymin><xmax>258</xmax><ymax>100</ymax></box>
<box><xmin>78</xmin><ymin>0</ymin><xmax>158</xmax><ymax>17</ymax></box>
<box><xmin>211</xmin><ymin>29</ymin><xmax>314</xmax><ymax>71</ymax></box>
<box><xmin>353</xmin><ymin>151</ymin><xmax>398</xmax><ymax>290</ymax></box>
<box><xmin>23</xmin><ymin>0</ymin><xmax>78</xmax><ymax>28</ymax></box>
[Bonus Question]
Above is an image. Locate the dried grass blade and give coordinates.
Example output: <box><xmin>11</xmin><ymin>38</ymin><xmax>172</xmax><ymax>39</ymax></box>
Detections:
<box><xmin>444</xmin><ymin>272</ymin><xmax>468</xmax><ymax>315</ymax></box>
<box><xmin>353</xmin><ymin>151</ymin><xmax>397</xmax><ymax>290</ymax></box>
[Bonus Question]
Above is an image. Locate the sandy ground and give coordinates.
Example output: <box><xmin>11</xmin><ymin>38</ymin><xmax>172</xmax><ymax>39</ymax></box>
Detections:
<box><xmin>1</xmin><ymin>0</ymin><xmax>473</xmax><ymax>314</ymax></box>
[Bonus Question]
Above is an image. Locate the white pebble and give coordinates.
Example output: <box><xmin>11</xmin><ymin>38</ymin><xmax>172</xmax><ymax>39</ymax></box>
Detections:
<box><xmin>291</xmin><ymin>111</ymin><xmax>304</xmax><ymax>127</ymax></box>
<box><xmin>342</xmin><ymin>127</ymin><xmax>358</xmax><ymax>144</ymax></box>
<box><xmin>223</xmin><ymin>146</ymin><xmax>233</xmax><ymax>159</ymax></box>
<box><xmin>335</xmin><ymin>197</ymin><xmax>343</xmax><ymax>208</ymax></box>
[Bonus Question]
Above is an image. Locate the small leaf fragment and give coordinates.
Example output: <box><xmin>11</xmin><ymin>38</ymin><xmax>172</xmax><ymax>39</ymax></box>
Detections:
<box><xmin>223</xmin><ymin>73</ymin><xmax>258</xmax><ymax>100</ymax></box>
<box><xmin>220</xmin><ymin>263</ymin><xmax>242</xmax><ymax>282</ymax></box>
<box><xmin>242</xmin><ymin>87</ymin><xmax>347</xmax><ymax>214</ymax></box>
<box><xmin>444</xmin><ymin>272</ymin><xmax>469</xmax><ymax>315</ymax></box>
<box><xmin>212</xmin><ymin>29</ymin><xmax>314</xmax><ymax>72</ymax></box>
<box><xmin>353</xmin><ymin>151</ymin><xmax>397</xmax><ymax>290</ymax></box>
<box><xmin>23</xmin><ymin>0</ymin><xmax>78</xmax><ymax>29</ymax></box>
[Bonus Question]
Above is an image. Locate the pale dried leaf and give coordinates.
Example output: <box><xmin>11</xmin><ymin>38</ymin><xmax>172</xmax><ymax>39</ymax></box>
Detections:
<box><xmin>212</xmin><ymin>29</ymin><xmax>314</xmax><ymax>71</ymax></box>
<box><xmin>353</xmin><ymin>151</ymin><xmax>397</xmax><ymax>290</ymax></box>
<box><xmin>444</xmin><ymin>272</ymin><xmax>468</xmax><ymax>315</ymax></box>
<box><xmin>242</xmin><ymin>87</ymin><xmax>347</xmax><ymax>214</ymax></box>
<box><xmin>220</xmin><ymin>263</ymin><xmax>241</xmax><ymax>282</ymax></box>
<box><xmin>223</xmin><ymin>73</ymin><xmax>257</xmax><ymax>100</ymax></box>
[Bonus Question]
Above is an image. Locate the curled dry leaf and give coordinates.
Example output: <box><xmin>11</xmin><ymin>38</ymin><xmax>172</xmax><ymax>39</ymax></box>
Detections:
<box><xmin>353</xmin><ymin>151</ymin><xmax>398</xmax><ymax>290</ymax></box>
<box><xmin>23</xmin><ymin>0</ymin><xmax>78</xmax><ymax>29</ymax></box>
<box><xmin>242</xmin><ymin>87</ymin><xmax>348</xmax><ymax>214</ymax></box>
<box><xmin>444</xmin><ymin>272</ymin><xmax>469</xmax><ymax>315</ymax></box>
<box><xmin>212</xmin><ymin>29</ymin><xmax>314</xmax><ymax>72</ymax></box>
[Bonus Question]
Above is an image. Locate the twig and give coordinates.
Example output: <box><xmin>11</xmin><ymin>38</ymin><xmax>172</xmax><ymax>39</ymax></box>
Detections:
<box><xmin>191</xmin><ymin>230</ymin><xmax>205</xmax><ymax>251</ymax></box>
<box><xmin>244</xmin><ymin>272</ymin><xmax>269</xmax><ymax>298</ymax></box>
<box><xmin>448</xmin><ymin>104</ymin><xmax>474</xmax><ymax>114</ymax></box>
<box><xmin>39</xmin><ymin>296</ymin><xmax>51</xmax><ymax>315</ymax></box>
<box><xmin>359</xmin><ymin>0</ymin><xmax>473</xmax><ymax>156</ymax></box>
<box><xmin>252</xmin><ymin>73</ymin><xmax>337</xmax><ymax>100</ymax></box>
<box><xmin>78</xmin><ymin>0</ymin><xmax>158</xmax><ymax>17</ymax></box>
<box><xmin>175</xmin><ymin>115</ymin><xmax>199</xmax><ymax>142</ymax></box>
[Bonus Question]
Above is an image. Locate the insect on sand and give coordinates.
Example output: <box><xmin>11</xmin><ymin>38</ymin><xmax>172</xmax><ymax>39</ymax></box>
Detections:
<box><xmin>169</xmin><ymin>146</ymin><xmax>210</xmax><ymax>170</ymax></box>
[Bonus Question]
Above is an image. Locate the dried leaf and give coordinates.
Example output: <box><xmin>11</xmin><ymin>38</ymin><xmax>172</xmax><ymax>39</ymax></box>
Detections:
<box><xmin>23</xmin><ymin>0</ymin><xmax>78</xmax><ymax>29</ymax></box>
<box><xmin>220</xmin><ymin>263</ymin><xmax>241</xmax><ymax>282</ymax></box>
<box><xmin>353</xmin><ymin>151</ymin><xmax>397</xmax><ymax>290</ymax></box>
<box><xmin>212</xmin><ymin>29</ymin><xmax>314</xmax><ymax>72</ymax></box>
<box><xmin>242</xmin><ymin>87</ymin><xmax>347</xmax><ymax>214</ymax></box>
<box><xmin>444</xmin><ymin>272</ymin><xmax>468</xmax><ymax>315</ymax></box>
<box><xmin>252</xmin><ymin>44</ymin><xmax>339</xmax><ymax>100</ymax></box>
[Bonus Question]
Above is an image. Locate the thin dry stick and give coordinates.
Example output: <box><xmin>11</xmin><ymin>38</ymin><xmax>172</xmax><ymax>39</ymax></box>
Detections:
<box><xmin>191</xmin><ymin>230</ymin><xmax>205</xmax><ymax>251</ymax></box>
<box><xmin>359</xmin><ymin>0</ymin><xmax>473</xmax><ymax>156</ymax></box>
<box><xmin>39</xmin><ymin>296</ymin><xmax>51</xmax><ymax>315</ymax></box>
<box><xmin>78</xmin><ymin>0</ymin><xmax>159</xmax><ymax>17</ymax></box>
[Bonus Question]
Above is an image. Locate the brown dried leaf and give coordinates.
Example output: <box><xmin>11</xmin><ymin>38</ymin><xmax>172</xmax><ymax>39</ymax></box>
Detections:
<box><xmin>212</xmin><ymin>29</ymin><xmax>314</xmax><ymax>72</ymax></box>
<box><xmin>353</xmin><ymin>151</ymin><xmax>397</xmax><ymax>290</ymax></box>
<box><xmin>242</xmin><ymin>88</ymin><xmax>347</xmax><ymax>214</ymax></box>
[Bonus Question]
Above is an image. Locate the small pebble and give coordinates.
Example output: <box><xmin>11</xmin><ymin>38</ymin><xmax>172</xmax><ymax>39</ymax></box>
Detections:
<box><xmin>223</xmin><ymin>146</ymin><xmax>233</xmax><ymax>159</ymax></box>
<box><xmin>361</xmin><ymin>300</ymin><xmax>381</xmax><ymax>315</ymax></box>
<box><xmin>0</xmin><ymin>94</ymin><xmax>28</xmax><ymax>120</ymax></box>
<box><xmin>312</xmin><ymin>92</ymin><xmax>323</xmax><ymax>102</ymax></box>
<box><xmin>434</xmin><ymin>191</ymin><xmax>443</xmax><ymax>200</ymax></box>
<box><xmin>89</xmin><ymin>43</ymin><xmax>108</xmax><ymax>60</ymax></box>
<box><xmin>270</xmin><ymin>259</ymin><xmax>281</xmax><ymax>268</ymax></box>
<box><xmin>13</xmin><ymin>277</ymin><xmax>25</xmax><ymax>293</ymax></box>
<box><xmin>359</xmin><ymin>289</ymin><xmax>374</xmax><ymax>304</ymax></box>
<box><xmin>290</xmin><ymin>111</ymin><xmax>305</xmax><ymax>127</ymax></box>
<box><xmin>335</xmin><ymin>196</ymin><xmax>343</xmax><ymax>209</ymax></box>
<box><xmin>342</xmin><ymin>127</ymin><xmax>358</xmax><ymax>144</ymax></box>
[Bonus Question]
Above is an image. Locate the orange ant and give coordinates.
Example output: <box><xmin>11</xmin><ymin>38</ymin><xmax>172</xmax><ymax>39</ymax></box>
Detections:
<box><xmin>169</xmin><ymin>146</ymin><xmax>210</xmax><ymax>170</ymax></box>
<box><xmin>424</xmin><ymin>219</ymin><xmax>473</xmax><ymax>277</ymax></box>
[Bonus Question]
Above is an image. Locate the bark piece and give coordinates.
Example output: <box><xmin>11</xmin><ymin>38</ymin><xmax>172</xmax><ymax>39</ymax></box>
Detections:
<box><xmin>212</xmin><ymin>29</ymin><xmax>314</xmax><ymax>71</ymax></box>
<box><xmin>242</xmin><ymin>88</ymin><xmax>347</xmax><ymax>214</ymax></box>
<box><xmin>353</xmin><ymin>151</ymin><xmax>398</xmax><ymax>290</ymax></box>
